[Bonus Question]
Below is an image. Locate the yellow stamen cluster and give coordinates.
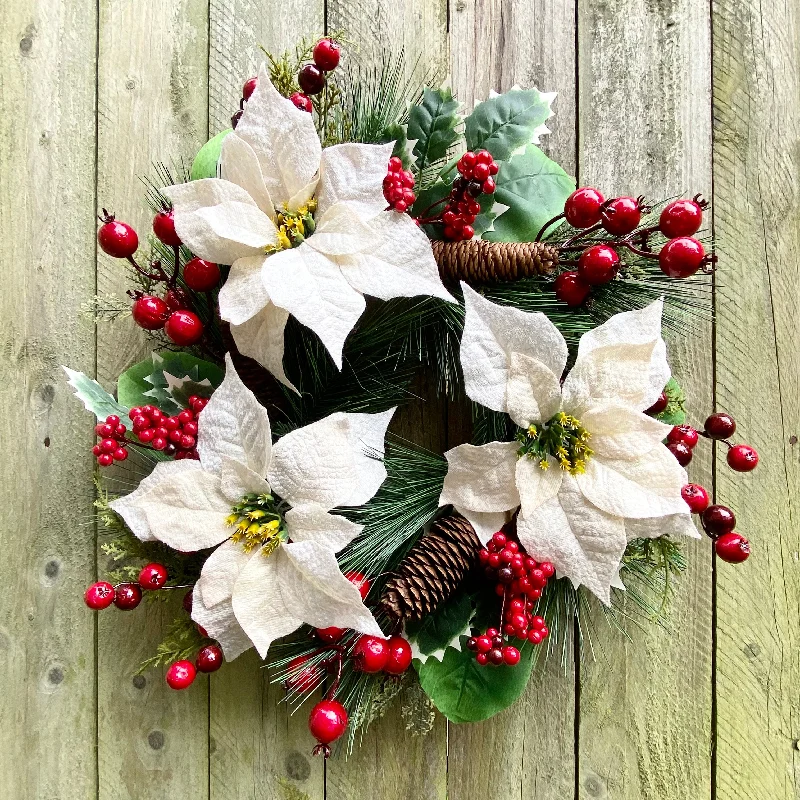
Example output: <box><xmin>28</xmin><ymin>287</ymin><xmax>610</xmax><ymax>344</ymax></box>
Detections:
<box><xmin>226</xmin><ymin>493</ymin><xmax>286</xmax><ymax>556</ymax></box>
<box><xmin>516</xmin><ymin>412</ymin><xmax>593</xmax><ymax>476</ymax></box>
<box><xmin>265</xmin><ymin>199</ymin><xmax>318</xmax><ymax>254</ymax></box>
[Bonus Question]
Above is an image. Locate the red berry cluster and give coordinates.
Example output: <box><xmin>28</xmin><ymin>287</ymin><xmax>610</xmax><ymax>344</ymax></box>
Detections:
<box><xmin>308</xmin><ymin>699</ymin><xmax>348</xmax><ymax>758</ymax></box>
<box><xmin>383</xmin><ymin>157</ymin><xmax>417</xmax><ymax>212</ymax></box>
<box><xmin>128</xmin><ymin>397</ymin><xmax>207</xmax><ymax>459</ymax></box>
<box><xmin>438</xmin><ymin>150</ymin><xmax>498</xmax><ymax>241</ymax></box>
<box><xmin>84</xmin><ymin>562</ymin><xmax>169</xmax><ymax>613</ymax></box>
<box><xmin>166</xmin><ymin>643</ymin><xmax>224</xmax><ymax>690</ymax></box>
<box><xmin>92</xmin><ymin>414</ymin><xmax>130</xmax><ymax>466</ymax></box>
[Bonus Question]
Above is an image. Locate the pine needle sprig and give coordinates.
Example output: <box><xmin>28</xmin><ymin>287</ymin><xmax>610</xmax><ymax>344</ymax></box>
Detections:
<box><xmin>137</xmin><ymin>614</ymin><xmax>205</xmax><ymax>674</ymax></box>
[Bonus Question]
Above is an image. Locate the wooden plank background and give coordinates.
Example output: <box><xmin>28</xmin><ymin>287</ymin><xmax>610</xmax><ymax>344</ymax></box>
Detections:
<box><xmin>1</xmin><ymin>0</ymin><xmax>797</xmax><ymax>797</ymax></box>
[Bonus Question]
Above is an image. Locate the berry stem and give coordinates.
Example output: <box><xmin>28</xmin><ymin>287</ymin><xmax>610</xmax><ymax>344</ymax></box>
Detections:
<box><xmin>618</xmin><ymin>240</ymin><xmax>660</xmax><ymax>260</ymax></box>
<box><xmin>559</xmin><ymin>221</ymin><xmax>603</xmax><ymax>249</ymax></box>
<box><xmin>534</xmin><ymin>212</ymin><xmax>565</xmax><ymax>242</ymax></box>
<box><xmin>126</xmin><ymin>255</ymin><xmax>168</xmax><ymax>283</ymax></box>
<box><xmin>170</xmin><ymin>245</ymin><xmax>181</xmax><ymax>288</ymax></box>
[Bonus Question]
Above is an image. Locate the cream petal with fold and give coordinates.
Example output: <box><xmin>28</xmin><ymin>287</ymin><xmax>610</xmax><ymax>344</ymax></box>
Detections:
<box><xmin>338</xmin><ymin>212</ymin><xmax>455</xmax><ymax>302</ymax></box>
<box><xmin>195</xmin><ymin>539</ymin><xmax>253</xmax><ymax>607</ymax></box>
<box><xmin>285</xmin><ymin>505</ymin><xmax>363</xmax><ymax>552</ymax></box>
<box><xmin>515</xmin><ymin>456</ymin><xmax>563</xmax><ymax>516</ymax></box>
<box><xmin>192</xmin><ymin>585</ymin><xmax>254</xmax><ymax>661</ymax></box>
<box><xmin>197</xmin><ymin>354</ymin><xmax>272</xmax><ymax>477</ymax></box>
<box><xmin>505</xmin><ymin>351</ymin><xmax>563</xmax><ymax>427</ymax></box>
<box><xmin>163</xmin><ymin>177</ymin><xmax>256</xmax><ymax>212</ymax></box>
<box><xmin>624</xmin><ymin>512</ymin><xmax>700</xmax><ymax>541</ymax></box>
<box><xmin>220</xmin><ymin>132</ymin><xmax>275</xmax><ymax>217</ymax></box>
<box><xmin>218</xmin><ymin>456</ymin><xmax>271</xmax><ymax>501</ymax></box>
<box><xmin>439</xmin><ymin>441</ymin><xmax>521</xmax><ymax>513</ymax></box>
<box><xmin>262</xmin><ymin>244</ymin><xmax>366</xmax><ymax>369</ymax></box>
<box><xmin>582</xmin><ymin>402</ymin><xmax>672</xmax><ymax>461</ymax></box>
<box><xmin>193</xmin><ymin>202</ymin><xmax>278</xmax><ymax>251</ymax></box>
<box><xmin>304</xmin><ymin>202</ymin><xmax>377</xmax><ymax>256</ymax></box>
<box><xmin>218</xmin><ymin>255</ymin><xmax>271</xmax><ymax>326</ymax></box>
<box><xmin>456</xmin><ymin>509</ymin><xmax>511</xmax><ymax>545</ymax></box>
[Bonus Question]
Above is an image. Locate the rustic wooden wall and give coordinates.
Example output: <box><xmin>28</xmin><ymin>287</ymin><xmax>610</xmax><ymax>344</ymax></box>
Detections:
<box><xmin>1</xmin><ymin>0</ymin><xmax>797</xmax><ymax>797</ymax></box>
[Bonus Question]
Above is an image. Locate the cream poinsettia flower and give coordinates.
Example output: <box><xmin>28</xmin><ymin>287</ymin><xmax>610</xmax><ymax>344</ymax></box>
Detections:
<box><xmin>439</xmin><ymin>284</ymin><xmax>698</xmax><ymax>603</ymax></box>
<box><xmin>111</xmin><ymin>354</ymin><xmax>391</xmax><ymax>659</ymax></box>
<box><xmin>162</xmin><ymin>65</ymin><xmax>454</xmax><ymax>390</ymax></box>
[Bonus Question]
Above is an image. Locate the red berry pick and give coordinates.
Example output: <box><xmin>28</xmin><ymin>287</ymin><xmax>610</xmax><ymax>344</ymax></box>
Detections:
<box><xmin>97</xmin><ymin>211</ymin><xmax>138</xmax><ymax>258</ymax></box>
<box><xmin>183</xmin><ymin>258</ymin><xmax>221</xmax><ymax>292</ymax></box>
<box><xmin>152</xmin><ymin>209</ymin><xmax>181</xmax><ymax>247</ymax></box>
<box><xmin>242</xmin><ymin>76</ymin><xmax>258</xmax><ymax>101</ymax></box>
<box><xmin>309</xmin><ymin>699</ymin><xmax>348</xmax><ymax>757</ymax></box>
<box><xmin>284</xmin><ymin>655</ymin><xmax>325</xmax><ymax>693</ymax></box>
<box><xmin>704</xmin><ymin>412</ymin><xmax>736</xmax><ymax>440</ymax></box>
<box><xmin>196</xmin><ymin>644</ymin><xmax>224</xmax><ymax>673</ymax></box>
<box><xmin>139</xmin><ymin>562</ymin><xmax>168</xmax><ymax>591</ymax></box>
<box><xmin>85</xmin><ymin>581</ymin><xmax>115</xmax><ymax>610</ymax></box>
<box><xmin>659</xmin><ymin>237</ymin><xmax>706</xmax><ymax>279</ymax></box>
<box><xmin>554</xmin><ymin>271</ymin><xmax>591</xmax><ymax>307</ymax></box>
<box><xmin>132</xmin><ymin>295</ymin><xmax>169</xmax><ymax>330</ymax></box>
<box><xmin>298</xmin><ymin>64</ymin><xmax>325</xmax><ymax>95</ymax></box>
<box><xmin>668</xmin><ymin>425</ymin><xmax>699</xmax><ymax>449</ymax></box>
<box><xmin>352</xmin><ymin>635</ymin><xmax>389</xmax><ymax>673</ymax></box>
<box><xmin>702</xmin><ymin>504</ymin><xmax>736</xmax><ymax>535</ymax></box>
<box><xmin>659</xmin><ymin>196</ymin><xmax>706</xmax><ymax>238</ymax></box>
<box><xmin>714</xmin><ymin>532</ymin><xmax>750</xmax><ymax>563</ymax></box>
<box><xmin>313</xmin><ymin>39</ymin><xmax>341</xmax><ymax>71</ymax></box>
<box><xmin>564</xmin><ymin>187</ymin><xmax>605</xmax><ymax>228</ymax></box>
<box><xmin>113</xmin><ymin>583</ymin><xmax>143</xmax><ymax>610</ymax></box>
<box><xmin>578</xmin><ymin>244</ymin><xmax>620</xmax><ymax>286</ymax></box>
<box><xmin>681</xmin><ymin>483</ymin><xmax>710</xmax><ymax>514</ymax></box>
<box><xmin>165</xmin><ymin>310</ymin><xmax>204</xmax><ymax>346</ymax></box>
<box><xmin>600</xmin><ymin>196</ymin><xmax>642</xmax><ymax>236</ymax></box>
<box><xmin>384</xmin><ymin>636</ymin><xmax>413</xmax><ymax>675</ymax></box>
<box><xmin>166</xmin><ymin>660</ymin><xmax>197</xmax><ymax>690</ymax></box>
<box><xmin>727</xmin><ymin>444</ymin><xmax>759</xmax><ymax>472</ymax></box>
<box><xmin>290</xmin><ymin>92</ymin><xmax>313</xmax><ymax>113</ymax></box>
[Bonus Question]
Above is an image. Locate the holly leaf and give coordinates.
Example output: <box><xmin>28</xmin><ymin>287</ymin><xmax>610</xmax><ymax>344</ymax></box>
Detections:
<box><xmin>465</xmin><ymin>89</ymin><xmax>554</xmax><ymax>162</ymax></box>
<box><xmin>416</xmin><ymin>640</ymin><xmax>534</xmax><ymax>723</ymax></box>
<box><xmin>484</xmin><ymin>145</ymin><xmax>575</xmax><ymax>242</ymax></box>
<box><xmin>63</xmin><ymin>368</ymin><xmax>129</xmax><ymax>420</ymax></box>
<box><xmin>656</xmin><ymin>377</ymin><xmax>687</xmax><ymax>426</ymax></box>
<box><xmin>190</xmin><ymin>129</ymin><xmax>231</xmax><ymax>181</ymax></box>
<box><xmin>380</xmin><ymin>123</ymin><xmax>414</xmax><ymax>169</ymax></box>
<box><xmin>406</xmin><ymin>591</ymin><xmax>473</xmax><ymax>661</ymax></box>
<box><xmin>408</xmin><ymin>88</ymin><xmax>461</xmax><ymax>177</ymax></box>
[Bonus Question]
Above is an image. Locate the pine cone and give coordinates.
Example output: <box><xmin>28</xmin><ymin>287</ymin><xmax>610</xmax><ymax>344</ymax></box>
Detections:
<box><xmin>380</xmin><ymin>513</ymin><xmax>482</xmax><ymax>629</ymax></box>
<box><xmin>432</xmin><ymin>239</ymin><xmax>560</xmax><ymax>285</ymax></box>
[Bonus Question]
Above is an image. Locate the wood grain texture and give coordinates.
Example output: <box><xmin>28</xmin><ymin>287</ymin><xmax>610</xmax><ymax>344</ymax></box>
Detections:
<box><xmin>95</xmin><ymin>0</ymin><xmax>210</xmax><ymax>797</ymax></box>
<box><xmin>576</xmin><ymin>2</ymin><xmax>714</xmax><ymax>799</ymax></box>
<box><xmin>711</xmin><ymin>1</ymin><xmax>800</xmax><ymax>798</ymax></box>
<box><xmin>0</xmin><ymin>2</ymin><xmax>98</xmax><ymax>798</ymax></box>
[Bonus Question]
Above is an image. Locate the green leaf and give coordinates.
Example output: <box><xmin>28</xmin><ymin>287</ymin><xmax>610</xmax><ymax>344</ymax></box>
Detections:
<box><xmin>465</xmin><ymin>89</ymin><xmax>553</xmax><ymax>162</ymax></box>
<box><xmin>406</xmin><ymin>591</ymin><xmax>473</xmax><ymax>657</ymax></box>
<box><xmin>190</xmin><ymin>129</ymin><xmax>231</xmax><ymax>181</ymax></box>
<box><xmin>484</xmin><ymin>145</ymin><xmax>575</xmax><ymax>242</ymax></box>
<box><xmin>380</xmin><ymin>123</ymin><xmax>413</xmax><ymax>169</ymax></box>
<box><xmin>408</xmin><ymin>88</ymin><xmax>461</xmax><ymax>176</ymax></box>
<box><xmin>63</xmin><ymin>368</ymin><xmax>129</xmax><ymax>420</ymax></box>
<box><xmin>416</xmin><ymin>640</ymin><xmax>534</xmax><ymax>723</ymax></box>
<box><xmin>656</xmin><ymin>377</ymin><xmax>687</xmax><ymax>426</ymax></box>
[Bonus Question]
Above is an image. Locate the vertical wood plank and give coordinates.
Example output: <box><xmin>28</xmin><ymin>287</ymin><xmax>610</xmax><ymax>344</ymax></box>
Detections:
<box><xmin>95</xmin><ymin>0</ymin><xmax>210</xmax><ymax>797</ymax></box>
<box><xmin>446</xmin><ymin>2</ymin><xmax>579</xmax><ymax>798</ymax></box>
<box><xmin>576</xmin><ymin>2</ymin><xmax>713</xmax><ymax>799</ymax></box>
<box><xmin>0</xmin><ymin>1</ymin><xmax>98</xmax><ymax>797</ymax></box>
<box><xmin>711</xmin><ymin>2</ymin><xmax>800</xmax><ymax>798</ymax></box>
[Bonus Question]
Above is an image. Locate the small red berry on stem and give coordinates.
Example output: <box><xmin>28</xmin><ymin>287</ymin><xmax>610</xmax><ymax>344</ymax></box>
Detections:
<box><xmin>316</xmin><ymin>626</ymin><xmax>345</xmax><ymax>643</ymax></box>
<box><xmin>196</xmin><ymin>644</ymin><xmax>224</xmax><ymax>673</ymax></box>
<box><xmin>659</xmin><ymin>197</ymin><xmax>705</xmax><ymax>238</ymax></box>
<box><xmin>165</xmin><ymin>310</ymin><xmax>204</xmax><ymax>346</ymax></box>
<box><xmin>284</xmin><ymin>655</ymin><xmax>325</xmax><ymax>693</ymax></box>
<box><xmin>290</xmin><ymin>92</ymin><xmax>313</xmax><ymax>113</ymax></box>
<box><xmin>344</xmin><ymin>571</ymin><xmax>371</xmax><ymax>600</ymax></box>
<box><xmin>313</xmin><ymin>39</ymin><xmax>341</xmax><ymax>71</ymax></box>
<box><xmin>727</xmin><ymin>444</ymin><xmax>759</xmax><ymax>472</ymax></box>
<box><xmin>166</xmin><ymin>660</ymin><xmax>197</xmax><ymax>690</ymax></box>
<box><xmin>85</xmin><ymin>581</ymin><xmax>115</xmax><ymax>610</ymax></box>
<box><xmin>578</xmin><ymin>244</ymin><xmax>620</xmax><ymax>285</ymax></box>
<box><xmin>701</xmin><ymin>504</ymin><xmax>736</xmax><ymax>535</ymax></box>
<box><xmin>668</xmin><ymin>425</ymin><xmax>699</xmax><ymax>449</ymax></box>
<box><xmin>242</xmin><ymin>76</ymin><xmax>258</xmax><ymax>101</ymax></box>
<box><xmin>309</xmin><ymin>699</ymin><xmax>348</xmax><ymax>757</ymax></box>
<box><xmin>714</xmin><ymin>532</ymin><xmax>750</xmax><ymax>563</ymax></box>
<box><xmin>645</xmin><ymin>391</ymin><xmax>669</xmax><ymax>415</ymax></box>
<box><xmin>704</xmin><ymin>412</ymin><xmax>736</xmax><ymax>440</ymax></box>
<box><xmin>132</xmin><ymin>295</ymin><xmax>169</xmax><ymax>330</ymax></box>
<box><xmin>681</xmin><ymin>483</ymin><xmax>710</xmax><ymax>514</ymax></box>
<box><xmin>352</xmin><ymin>635</ymin><xmax>389</xmax><ymax>673</ymax></box>
<box><xmin>152</xmin><ymin>209</ymin><xmax>181</xmax><ymax>247</ymax></box>
<box><xmin>667</xmin><ymin>441</ymin><xmax>693</xmax><ymax>466</ymax></box>
<box><xmin>138</xmin><ymin>562</ymin><xmax>168</xmax><ymax>590</ymax></box>
<box><xmin>113</xmin><ymin>583</ymin><xmax>143</xmax><ymax>610</ymax></box>
<box><xmin>98</xmin><ymin>211</ymin><xmax>138</xmax><ymax>258</ymax></box>
<box><xmin>384</xmin><ymin>636</ymin><xmax>413</xmax><ymax>675</ymax></box>
<box><xmin>298</xmin><ymin>64</ymin><xmax>325</xmax><ymax>95</ymax></box>
<box><xmin>183</xmin><ymin>258</ymin><xmax>221</xmax><ymax>292</ymax></box>
<box><xmin>564</xmin><ymin>187</ymin><xmax>605</xmax><ymax>228</ymax></box>
<box><xmin>554</xmin><ymin>271</ymin><xmax>591</xmax><ymax>307</ymax></box>
<box><xmin>600</xmin><ymin>196</ymin><xmax>642</xmax><ymax>236</ymax></box>
<box><xmin>659</xmin><ymin>237</ymin><xmax>706</xmax><ymax>278</ymax></box>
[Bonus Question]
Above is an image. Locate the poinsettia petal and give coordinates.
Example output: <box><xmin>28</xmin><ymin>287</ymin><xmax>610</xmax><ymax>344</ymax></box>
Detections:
<box><xmin>304</xmin><ymin>202</ymin><xmax>377</xmax><ymax>256</ymax></box>
<box><xmin>192</xmin><ymin>587</ymin><xmax>253</xmax><ymax>661</ymax></box>
<box><xmin>218</xmin><ymin>255</ymin><xmax>270</xmax><ymax>326</ymax></box>
<box><xmin>440</xmin><ymin>441</ymin><xmax>521</xmax><ymax>513</ymax></box>
<box><xmin>338</xmin><ymin>212</ymin><xmax>455</xmax><ymax>303</ymax></box>
<box><xmin>582</xmin><ymin>402</ymin><xmax>672</xmax><ymax>460</ymax></box>
<box><xmin>218</xmin><ymin>455</ymin><xmax>271</xmax><ymax>501</ymax></box>
<box><xmin>220</xmin><ymin>132</ymin><xmax>275</xmax><ymax>218</ymax></box>
<box><xmin>195</xmin><ymin>538</ymin><xmax>252</xmax><ymax>607</ymax></box>
<box><xmin>517</xmin><ymin>475</ymin><xmax>627</xmax><ymax>604</ymax></box>
<box><xmin>233</xmin><ymin>65</ymin><xmax>322</xmax><ymax>208</ymax></box>
<box><xmin>268</xmin><ymin>409</ymin><xmax>394</xmax><ymax>510</ymax></box>
<box><xmin>515</xmin><ymin>456</ymin><xmax>563</xmax><ymax>515</ymax></box>
<box><xmin>196</xmin><ymin>353</ymin><xmax>272</xmax><ymax>477</ymax></box>
<box><xmin>505</xmin><ymin>351</ymin><xmax>563</xmax><ymax>427</ymax></box>
<box><xmin>577</xmin><ymin>444</ymin><xmax>688</xmax><ymax>519</ymax></box>
<box><xmin>456</xmin><ymin>509</ymin><xmax>510</xmax><ymax>545</ymax></box>
<box><xmin>262</xmin><ymin>243</ymin><xmax>366</xmax><ymax>369</ymax></box>
<box><xmin>316</xmin><ymin>142</ymin><xmax>395</xmax><ymax>220</ymax></box>
<box><xmin>460</xmin><ymin>283</ymin><xmax>568</xmax><ymax>413</ymax></box>
<box><xmin>285</xmin><ymin>504</ymin><xmax>363</xmax><ymax>553</ymax></box>
<box><xmin>624</xmin><ymin>512</ymin><xmax>700</xmax><ymax>541</ymax></box>
<box><xmin>194</xmin><ymin>202</ymin><xmax>278</xmax><ymax>250</ymax></box>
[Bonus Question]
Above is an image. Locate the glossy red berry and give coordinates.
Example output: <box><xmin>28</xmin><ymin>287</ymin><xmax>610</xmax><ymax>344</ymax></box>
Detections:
<box><xmin>298</xmin><ymin>64</ymin><xmax>325</xmax><ymax>95</ymax></box>
<box><xmin>714</xmin><ymin>532</ymin><xmax>750</xmax><ymax>563</ymax></box>
<box><xmin>476</xmin><ymin>652</ymin><xmax>489</xmax><ymax>665</ymax></box>
<box><xmin>183</xmin><ymin>258</ymin><xmax>221</xmax><ymax>292</ymax></box>
<box><xmin>727</xmin><ymin>444</ymin><xmax>759</xmax><ymax>472</ymax></box>
<box><xmin>309</xmin><ymin>699</ymin><xmax>348</xmax><ymax>747</ymax></box>
<box><xmin>384</xmin><ymin>636</ymin><xmax>413</xmax><ymax>675</ymax></box>
<box><xmin>601</xmin><ymin>196</ymin><xmax>641</xmax><ymax>236</ymax></box>
<box><xmin>166</xmin><ymin>660</ymin><xmax>196</xmax><ymax>690</ymax></box>
<box><xmin>132</xmin><ymin>295</ymin><xmax>169</xmax><ymax>330</ymax></box>
<box><xmin>659</xmin><ymin>237</ymin><xmax>705</xmax><ymax>278</ymax></box>
<box><xmin>316</xmin><ymin>626</ymin><xmax>345</xmax><ymax>643</ymax></box>
<box><xmin>138</xmin><ymin>562</ymin><xmax>168</xmax><ymax>590</ymax></box>
<box><xmin>152</xmin><ymin>209</ymin><xmax>181</xmax><ymax>246</ymax></box>
<box><xmin>196</xmin><ymin>644</ymin><xmax>224</xmax><ymax>673</ymax></box>
<box><xmin>554</xmin><ymin>270</ymin><xmax>591</xmax><ymax>307</ymax></box>
<box><xmin>313</xmin><ymin>39</ymin><xmax>341</xmax><ymax>71</ymax></box>
<box><xmin>352</xmin><ymin>635</ymin><xmax>389</xmax><ymax>673</ymax></box>
<box><xmin>668</xmin><ymin>425</ymin><xmax>699</xmax><ymax>448</ymax></box>
<box><xmin>667</xmin><ymin>441</ymin><xmax>693</xmax><ymax>466</ymax></box>
<box><xmin>702</xmin><ymin>504</ymin><xmax>736</xmax><ymax>535</ymax></box>
<box><xmin>165</xmin><ymin>310</ymin><xmax>204</xmax><ymax>346</ymax></box>
<box><xmin>704</xmin><ymin>412</ymin><xmax>736</xmax><ymax>440</ymax></box>
<box><xmin>290</xmin><ymin>92</ymin><xmax>313</xmax><ymax>113</ymax></box>
<box><xmin>284</xmin><ymin>655</ymin><xmax>325</xmax><ymax>693</ymax></box>
<box><xmin>645</xmin><ymin>391</ymin><xmax>669</xmax><ymax>415</ymax></box>
<box><xmin>564</xmin><ymin>187</ymin><xmax>605</xmax><ymax>228</ymax></box>
<box><xmin>659</xmin><ymin>198</ymin><xmax>704</xmax><ymax>238</ymax></box>
<box><xmin>344</xmin><ymin>571</ymin><xmax>371</xmax><ymax>600</ymax></box>
<box><xmin>98</xmin><ymin>214</ymin><xmax>138</xmax><ymax>258</ymax></box>
<box><xmin>475</xmin><ymin>635</ymin><xmax>492</xmax><ymax>654</ymax></box>
<box><xmin>242</xmin><ymin>76</ymin><xmax>258</xmax><ymax>101</ymax></box>
<box><xmin>84</xmin><ymin>581</ymin><xmax>115</xmax><ymax>610</ymax></box>
<box><xmin>502</xmin><ymin>646</ymin><xmax>521</xmax><ymax>665</ymax></box>
<box><xmin>113</xmin><ymin>582</ymin><xmax>143</xmax><ymax>610</ymax></box>
<box><xmin>578</xmin><ymin>244</ymin><xmax>620</xmax><ymax>285</ymax></box>
<box><xmin>681</xmin><ymin>483</ymin><xmax>710</xmax><ymax>514</ymax></box>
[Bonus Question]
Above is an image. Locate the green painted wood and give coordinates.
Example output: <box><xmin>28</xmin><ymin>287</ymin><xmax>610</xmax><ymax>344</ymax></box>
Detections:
<box><xmin>575</xmin><ymin>2</ymin><xmax>714</xmax><ymax>798</ymax></box>
<box><xmin>711</xmin><ymin>1</ymin><xmax>800</xmax><ymax>798</ymax></box>
<box><xmin>0</xmin><ymin>2</ymin><xmax>98</xmax><ymax>798</ymax></box>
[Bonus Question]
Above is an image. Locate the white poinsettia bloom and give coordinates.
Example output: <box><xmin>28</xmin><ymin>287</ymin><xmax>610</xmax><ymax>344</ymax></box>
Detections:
<box><xmin>111</xmin><ymin>354</ymin><xmax>391</xmax><ymax>659</ymax></box>
<box><xmin>439</xmin><ymin>284</ymin><xmax>698</xmax><ymax>603</ymax></box>
<box><xmin>162</xmin><ymin>65</ymin><xmax>454</xmax><ymax>390</ymax></box>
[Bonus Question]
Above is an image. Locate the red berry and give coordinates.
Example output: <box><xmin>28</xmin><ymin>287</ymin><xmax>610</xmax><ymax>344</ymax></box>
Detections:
<box><xmin>461</xmin><ymin>224</ymin><xmax>475</xmax><ymax>240</ymax></box>
<box><xmin>482</xmin><ymin>177</ymin><xmax>496</xmax><ymax>194</ymax></box>
<box><xmin>668</xmin><ymin>425</ymin><xmax>699</xmax><ymax>449</ymax></box>
<box><xmin>153</xmin><ymin>209</ymin><xmax>181</xmax><ymax>246</ymax></box>
<box><xmin>384</xmin><ymin>636</ymin><xmax>413</xmax><ymax>675</ymax></box>
<box><xmin>298</xmin><ymin>64</ymin><xmax>325</xmax><ymax>95</ymax></box>
<box><xmin>554</xmin><ymin>270</ymin><xmax>591</xmax><ymax>307</ymax></box>
<box><xmin>313</xmin><ymin>38</ymin><xmax>341</xmax><ymax>71</ymax></box>
<box><xmin>487</xmin><ymin>648</ymin><xmax>504</xmax><ymax>665</ymax></box>
<box><xmin>387</xmin><ymin>156</ymin><xmax>403</xmax><ymax>173</ymax></box>
<box><xmin>132</xmin><ymin>295</ymin><xmax>169</xmax><ymax>330</ymax></box>
<box><xmin>284</xmin><ymin>655</ymin><xmax>325</xmax><ymax>692</ymax></box>
<box><xmin>473</xmin><ymin>162</ymin><xmax>490</xmax><ymax>182</ymax></box>
<box><xmin>344</xmin><ymin>571</ymin><xmax>371</xmax><ymax>600</ymax></box>
<box><xmin>166</xmin><ymin>660</ymin><xmax>196</xmax><ymax>690</ymax></box>
<box><xmin>702</xmin><ymin>504</ymin><xmax>736</xmax><ymax>535</ymax></box>
<box><xmin>316</xmin><ymin>626</ymin><xmax>345</xmax><ymax>643</ymax></box>
<box><xmin>667</xmin><ymin>441</ymin><xmax>693</xmax><ymax>466</ymax></box>
<box><xmin>290</xmin><ymin>92</ymin><xmax>313</xmax><ymax>113</ymax></box>
<box><xmin>113</xmin><ymin>447</ymin><xmax>128</xmax><ymax>462</ymax></box>
<box><xmin>475</xmin><ymin>150</ymin><xmax>493</xmax><ymax>165</ymax></box>
<box><xmin>242</xmin><ymin>76</ymin><xmax>258</xmax><ymax>101</ymax></box>
<box><xmin>99</xmin><ymin>438</ymin><xmax>116</xmax><ymax>453</ymax></box>
<box><xmin>97</xmin><ymin>453</ymin><xmax>114</xmax><ymax>467</ymax></box>
<box><xmin>645</xmin><ymin>391</ymin><xmax>669</xmax><ymax>415</ymax></box>
<box><xmin>704</xmin><ymin>412</ymin><xmax>736</xmax><ymax>440</ymax></box>
<box><xmin>84</xmin><ymin>581</ymin><xmax>115</xmax><ymax>610</ymax></box>
<box><xmin>502</xmin><ymin>646</ymin><xmax>521</xmax><ymax>666</ymax></box>
<box><xmin>352</xmin><ymin>635</ymin><xmax>389</xmax><ymax>673</ymax></box>
<box><xmin>183</xmin><ymin>258</ymin><xmax>221</xmax><ymax>292</ymax></box>
<box><xmin>113</xmin><ymin>583</ymin><xmax>143</xmax><ymax>610</ymax></box>
<box><xmin>165</xmin><ymin>310</ymin><xmax>204</xmax><ymax>346</ymax></box>
<box><xmin>92</xmin><ymin>444</ymin><xmax>102</xmax><ymax>456</ymax></box>
<box><xmin>727</xmin><ymin>444</ymin><xmax>759</xmax><ymax>472</ymax></box>
<box><xmin>660</xmin><ymin>198</ymin><xmax>704</xmax><ymax>238</ymax></box>
<box><xmin>476</xmin><ymin>653</ymin><xmax>489</xmax><ymax>665</ymax></box>
<box><xmin>540</xmin><ymin>562</ymin><xmax>555</xmax><ymax>579</ymax></box>
<box><xmin>309</xmin><ymin>699</ymin><xmax>348</xmax><ymax>747</ymax></box>
<box><xmin>659</xmin><ymin>237</ymin><xmax>705</xmax><ymax>278</ymax></box>
<box><xmin>564</xmin><ymin>187</ymin><xmax>605</xmax><ymax>228</ymax></box>
<box><xmin>492</xmin><ymin>532</ymin><xmax>507</xmax><ymax>547</ymax></box>
<box><xmin>714</xmin><ymin>532</ymin><xmax>750</xmax><ymax>563</ymax></box>
<box><xmin>601</xmin><ymin>196</ymin><xmax>642</xmax><ymax>236</ymax></box>
<box><xmin>98</xmin><ymin>214</ymin><xmax>138</xmax><ymax>258</ymax></box>
<box><xmin>528</xmin><ymin>630</ymin><xmax>543</xmax><ymax>644</ymax></box>
<box><xmin>578</xmin><ymin>244</ymin><xmax>620</xmax><ymax>285</ymax></box>
<box><xmin>106</xmin><ymin>414</ymin><xmax>120</xmax><ymax>426</ymax></box>
<box><xmin>196</xmin><ymin>643</ymin><xmax>224</xmax><ymax>673</ymax></box>
<box><xmin>475</xmin><ymin>635</ymin><xmax>492</xmax><ymax>654</ymax></box>
<box><xmin>138</xmin><ymin>562</ymin><xmax>168</xmax><ymax>590</ymax></box>
<box><xmin>681</xmin><ymin>483</ymin><xmax>710</xmax><ymax>513</ymax></box>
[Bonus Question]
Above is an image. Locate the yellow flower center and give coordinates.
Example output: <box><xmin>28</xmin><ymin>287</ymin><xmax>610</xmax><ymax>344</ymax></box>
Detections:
<box><xmin>515</xmin><ymin>412</ymin><xmax>594</xmax><ymax>476</ymax></box>
<box><xmin>265</xmin><ymin>199</ymin><xmax>318</xmax><ymax>254</ymax></box>
<box><xmin>226</xmin><ymin>493</ymin><xmax>287</xmax><ymax>556</ymax></box>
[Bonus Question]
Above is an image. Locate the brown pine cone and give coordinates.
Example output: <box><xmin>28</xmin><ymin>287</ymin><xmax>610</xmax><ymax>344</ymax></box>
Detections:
<box><xmin>432</xmin><ymin>239</ymin><xmax>560</xmax><ymax>285</ymax></box>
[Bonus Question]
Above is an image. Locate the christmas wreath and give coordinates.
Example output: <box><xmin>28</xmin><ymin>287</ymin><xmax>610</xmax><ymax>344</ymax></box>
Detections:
<box><xmin>69</xmin><ymin>37</ymin><xmax>758</xmax><ymax>757</ymax></box>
